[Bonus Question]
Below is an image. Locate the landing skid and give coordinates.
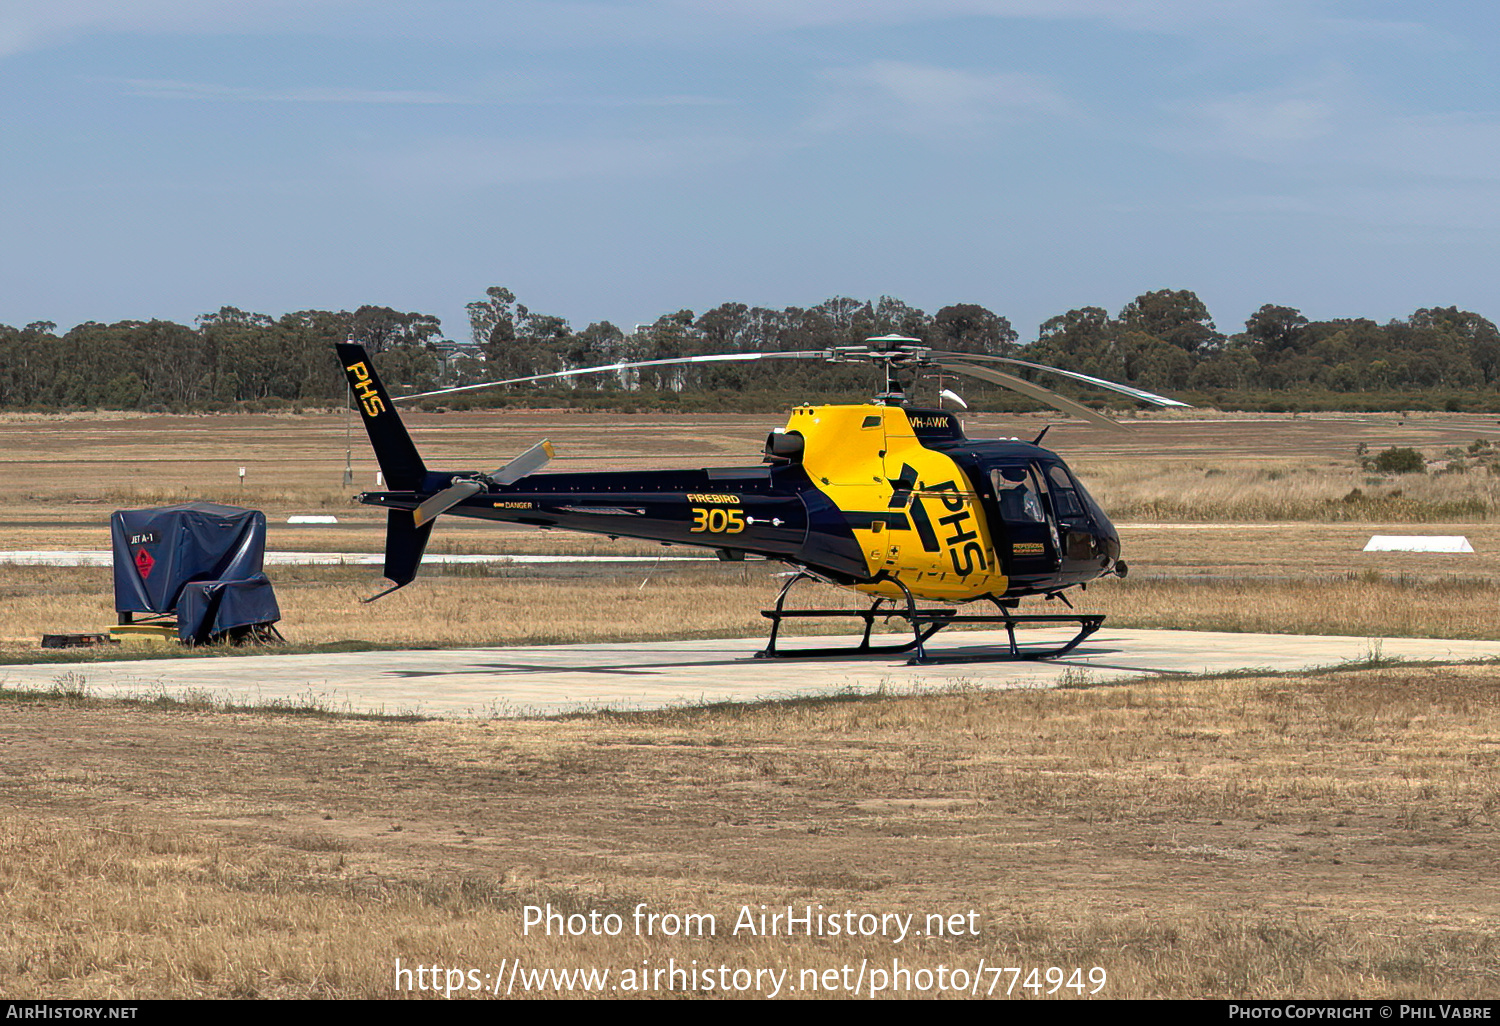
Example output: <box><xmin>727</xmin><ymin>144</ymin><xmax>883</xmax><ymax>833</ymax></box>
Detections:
<box><xmin>755</xmin><ymin>571</ymin><xmax>1104</xmax><ymax>665</ymax></box>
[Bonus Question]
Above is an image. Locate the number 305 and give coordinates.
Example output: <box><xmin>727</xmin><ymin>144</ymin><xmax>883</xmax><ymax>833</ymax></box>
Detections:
<box><xmin>690</xmin><ymin>507</ymin><xmax>745</xmax><ymax>533</ymax></box>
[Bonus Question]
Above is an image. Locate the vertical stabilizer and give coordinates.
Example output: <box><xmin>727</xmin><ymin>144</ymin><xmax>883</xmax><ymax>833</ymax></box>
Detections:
<box><xmin>336</xmin><ymin>342</ymin><xmax>428</xmax><ymax>490</ymax></box>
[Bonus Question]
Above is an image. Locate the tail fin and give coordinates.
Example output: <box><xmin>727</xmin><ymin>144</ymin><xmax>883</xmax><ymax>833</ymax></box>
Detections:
<box><xmin>336</xmin><ymin>342</ymin><xmax>428</xmax><ymax>491</ymax></box>
<box><xmin>338</xmin><ymin>342</ymin><xmax>434</xmax><ymax>600</ymax></box>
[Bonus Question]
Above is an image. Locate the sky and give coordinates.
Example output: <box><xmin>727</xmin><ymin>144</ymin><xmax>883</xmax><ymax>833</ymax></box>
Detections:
<box><xmin>3</xmin><ymin>1</ymin><xmax>1499</xmax><ymax>344</ymax></box>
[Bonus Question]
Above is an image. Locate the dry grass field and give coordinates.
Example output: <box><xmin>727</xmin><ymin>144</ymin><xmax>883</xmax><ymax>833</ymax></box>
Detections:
<box><xmin>4</xmin><ymin>666</ymin><xmax>1500</xmax><ymax>999</ymax></box>
<box><xmin>1</xmin><ymin>407</ymin><xmax>1499</xmax><ymax>999</ymax></box>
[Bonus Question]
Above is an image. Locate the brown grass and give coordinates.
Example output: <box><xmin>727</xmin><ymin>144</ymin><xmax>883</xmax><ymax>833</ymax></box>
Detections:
<box><xmin>4</xmin><ymin>407</ymin><xmax>1499</xmax><ymax>523</ymax></box>
<box><xmin>5</xmin><ymin>561</ymin><xmax>1500</xmax><ymax>664</ymax></box>
<box><xmin>1085</xmin><ymin>574</ymin><xmax>1500</xmax><ymax>639</ymax></box>
<box><xmin>1061</xmin><ymin>409</ymin><xmax>1500</xmax><ymax>521</ymax></box>
<box><xmin>3</xmin><ymin>665</ymin><xmax>1500</xmax><ymax>998</ymax></box>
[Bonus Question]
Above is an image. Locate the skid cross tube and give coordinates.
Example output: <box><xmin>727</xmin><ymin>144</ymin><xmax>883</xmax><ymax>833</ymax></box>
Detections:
<box><xmin>756</xmin><ymin>573</ymin><xmax>1104</xmax><ymax>664</ymax></box>
<box><xmin>756</xmin><ymin>572</ymin><xmax>951</xmax><ymax>661</ymax></box>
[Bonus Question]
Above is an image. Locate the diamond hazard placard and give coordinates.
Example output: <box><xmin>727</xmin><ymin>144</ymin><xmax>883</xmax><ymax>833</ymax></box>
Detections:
<box><xmin>134</xmin><ymin>547</ymin><xmax>155</xmax><ymax>579</ymax></box>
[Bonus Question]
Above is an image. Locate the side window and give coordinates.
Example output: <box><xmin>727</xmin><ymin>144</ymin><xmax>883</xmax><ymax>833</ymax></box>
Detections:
<box><xmin>990</xmin><ymin>468</ymin><xmax>1045</xmax><ymax>523</ymax></box>
<box><xmin>1046</xmin><ymin>464</ymin><xmax>1083</xmax><ymax>519</ymax></box>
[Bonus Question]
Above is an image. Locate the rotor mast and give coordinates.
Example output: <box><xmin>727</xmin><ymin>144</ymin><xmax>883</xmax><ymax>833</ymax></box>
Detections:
<box><xmin>828</xmin><ymin>334</ymin><xmax>928</xmax><ymax>406</ymax></box>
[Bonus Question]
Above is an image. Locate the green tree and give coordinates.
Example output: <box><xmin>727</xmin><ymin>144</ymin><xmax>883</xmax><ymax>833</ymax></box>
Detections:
<box><xmin>467</xmin><ymin>286</ymin><xmax>526</xmax><ymax>366</ymax></box>
<box><xmin>0</xmin><ymin>321</ymin><xmax>59</xmax><ymax>407</ymax></box>
<box><xmin>1119</xmin><ymin>289</ymin><xmax>1221</xmax><ymax>353</ymax></box>
<box><xmin>1029</xmin><ymin>307</ymin><xmax>1124</xmax><ymax>380</ymax></box>
<box><xmin>567</xmin><ymin>321</ymin><xmax>627</xmax><ymax>370</ymax></box>
<box><xmin>870</xmin><ymin>296</ymin><xmax>930</xmax><ymax>339</ymax></box>
<box><xmin>282</xmin><ymin>309</ymin><xmax>360</xmax><ymax>402</ymax></box>
<box><xmin>695</xmin><ymin>303</ymin><xmax>753</xmax><ymax>354</ymax></box>
<box><xmin>350</xmin><ymin>305</ymin><xmax>441</xmax><ymax>354</ymax></box>
<box><xmin>198</xmin><ymin>308</ymin><xmax>280</xmax><ymax>401</ymax></box>
<box><xmin>1122</xmin><ymin>333</ymin><xmax>1193</xmax><ymax>390</ymax></box>
<box><xmin>101</xmin><ymin>372</ymin><xmax>145</xmax><ymax>409</ymax></box>
<box><xmin>1243</xmin><ymin>304</ymin><xmax>1309</xmax><ymax>357</ymax></box>
<box><xmin>932</xmin><ymin>303</ymin><xmax>1017</xmax><ymax>355</ymax></box>
<box><xmin>1188</xmin><ymin>348</ymin><xmax>1259</xmax><ymax>391</ymax></box>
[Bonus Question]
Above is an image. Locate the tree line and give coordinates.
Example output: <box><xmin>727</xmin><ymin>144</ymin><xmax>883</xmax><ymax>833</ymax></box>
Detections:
<box><xmin>2</xmin><ymin>288</ymin><xmax>1497</xmax><ymax>412</ymax></box>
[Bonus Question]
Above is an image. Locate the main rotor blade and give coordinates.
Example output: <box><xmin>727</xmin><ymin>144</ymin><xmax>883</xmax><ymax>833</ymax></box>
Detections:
<box><xmin>934</xmin><ymin>361</ymin><xmax>1126</xmax><ymax>431</ymax></box>
<box><xmin>490</xmin><ymin>439</ymin><xmax>554</xmax><ymax>485</ymax></box>
<box><xmin>927</xmin><ymin>351</ymin><xmax>1192</xmax><ymax>408</ymax></box>
<box><xmin>396</xmin><ymin>351</ymin><xmax>829</xmax><ymax>402</ymax></box>
<box><xmin>413</xmin><ymin>478</ymin><xmax>484</xmax><ymax>527</ymax></box>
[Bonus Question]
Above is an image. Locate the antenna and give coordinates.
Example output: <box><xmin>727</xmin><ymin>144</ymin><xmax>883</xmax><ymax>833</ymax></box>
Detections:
<box><xmin>342</xmin><ymin>334</ymin><xmax>356</xmax><ymax>485</ymax></box>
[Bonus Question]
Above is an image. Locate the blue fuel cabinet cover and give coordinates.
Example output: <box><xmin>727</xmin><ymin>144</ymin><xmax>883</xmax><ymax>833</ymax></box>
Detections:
<box><xmin>111</xmin><ymin>503</ymin><xmax>280</xmax><ymax>642</ymax></box>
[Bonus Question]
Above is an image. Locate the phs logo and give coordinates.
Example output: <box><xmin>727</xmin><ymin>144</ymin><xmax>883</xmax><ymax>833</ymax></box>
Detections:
<box><xmin>344</xmin><ymin>361</ymin><xmax>386</xmax><ymax>417</ymax></box>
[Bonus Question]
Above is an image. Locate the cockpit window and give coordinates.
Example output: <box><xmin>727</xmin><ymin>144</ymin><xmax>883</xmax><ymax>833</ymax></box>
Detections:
<box><xmin>991</xmin><ymin>468</ymin><xmax>1045</xmax><ymax>523</ymax></box>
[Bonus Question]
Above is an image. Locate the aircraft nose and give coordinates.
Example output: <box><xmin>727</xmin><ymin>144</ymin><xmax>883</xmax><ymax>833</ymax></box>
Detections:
<box><xmin>1099</xmin><ymin>525</ymin><xmax>1121</xmax><ymax>568</ymax></box>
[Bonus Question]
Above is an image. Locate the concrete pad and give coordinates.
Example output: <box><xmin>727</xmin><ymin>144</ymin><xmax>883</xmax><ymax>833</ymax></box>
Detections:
<box><xmin>2</xmin><ymin>629</ymin><xmax>1497</xmax><ymax>719</ymax></box>
<box><xmin>0</xmin><ymin>550</ymin><xmax>716</xmax><ymax>567</ymax></box>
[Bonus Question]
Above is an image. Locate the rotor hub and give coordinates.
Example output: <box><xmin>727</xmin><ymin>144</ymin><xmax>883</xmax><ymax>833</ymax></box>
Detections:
<box><xmin>825</xmin><ymin>337</ymin><xmax>938</xmax><ymax>403</ymax></box>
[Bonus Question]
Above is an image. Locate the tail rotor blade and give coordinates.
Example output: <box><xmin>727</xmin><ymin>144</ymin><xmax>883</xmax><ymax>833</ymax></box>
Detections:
<box><xmin>491</xmin><ymin>439</ymin><xmax>554</xmax><ymax>485</ymax></box>
<box><xmin>411</xmin><ymin>440</ymin><xmax>553</xmax><ymax>527</ymax></box>
<box><xmin>413</xmin><ymin>478</ymin><xmax>484</xmax><ymax>527</ymax></box>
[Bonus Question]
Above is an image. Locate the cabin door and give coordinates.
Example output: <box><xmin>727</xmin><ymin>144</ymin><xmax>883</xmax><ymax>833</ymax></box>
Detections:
<box><xmin>989</xmin><ymin>464</ymin><xmax>1061</xmax><ymax>579</ymax></box>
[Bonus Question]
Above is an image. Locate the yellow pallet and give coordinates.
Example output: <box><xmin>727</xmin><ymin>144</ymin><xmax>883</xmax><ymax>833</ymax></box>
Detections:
<box><xmin>110</xmin><ymin>623</ymin><xmax>179</xmax><ymax>642</ymax></box>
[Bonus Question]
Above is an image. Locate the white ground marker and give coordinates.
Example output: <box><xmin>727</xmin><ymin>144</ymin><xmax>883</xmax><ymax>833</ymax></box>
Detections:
<box><xmin>1363</xmin><ymin>536</ymin><xmax>1474</xmax><ymax>553</ymax></box>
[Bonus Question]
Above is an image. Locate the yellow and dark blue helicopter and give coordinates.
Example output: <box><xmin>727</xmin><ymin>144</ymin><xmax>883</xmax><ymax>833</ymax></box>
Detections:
<box><xmin>337</xmin><ymin>337</ymin><xmax>1188</xmax><ymax>663</ymax></box>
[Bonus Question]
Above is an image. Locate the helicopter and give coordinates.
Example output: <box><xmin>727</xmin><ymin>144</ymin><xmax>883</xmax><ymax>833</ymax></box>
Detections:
<box><xmin>335</xmin><ymin>336</ymin><xmax>1189</xmax><ymax>663</ymax></box>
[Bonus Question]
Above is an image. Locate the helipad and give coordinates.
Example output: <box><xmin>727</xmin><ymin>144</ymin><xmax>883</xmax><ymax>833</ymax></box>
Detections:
<box><xmin>2</xmin><ymin>629</ymin><xmax>1496</xmax><ymax>719</ymax></box>
<box><xmin>0</xmin><ymin>550</ymin><xmax>715</xmax><ymax>567</ymax></box>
